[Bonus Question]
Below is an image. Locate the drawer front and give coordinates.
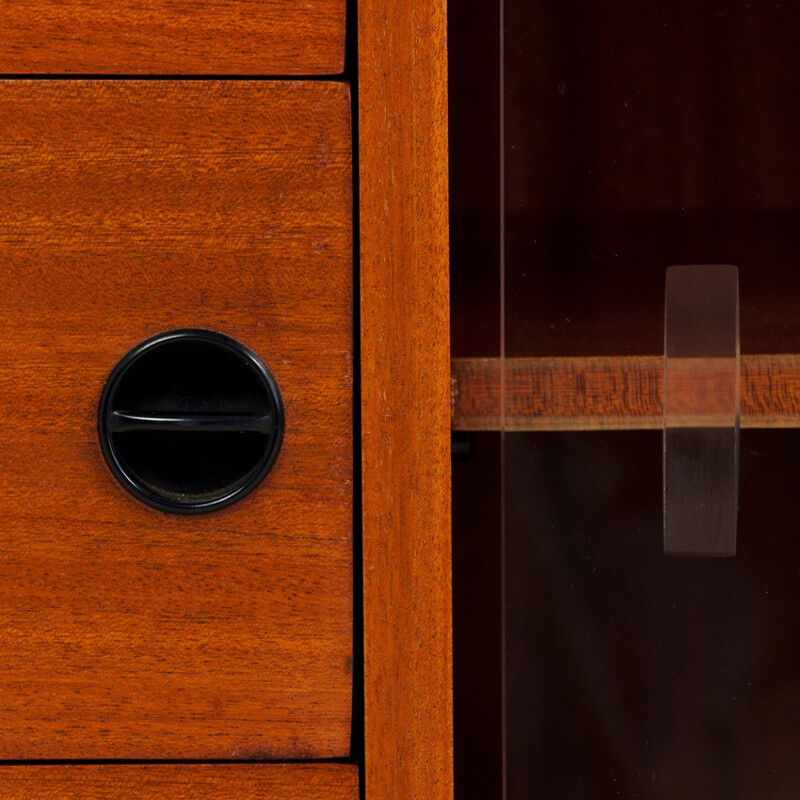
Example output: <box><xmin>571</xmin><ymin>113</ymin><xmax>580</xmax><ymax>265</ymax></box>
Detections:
<box><xmin>0</xmin><ymin>764</ymin><xmax>359</xmax><ymax>799</ymax></box>
<box><xmin>0</xmin><ymin>1</ymin><xmax>345</xmax><ymax>74</ymax></box>
<box><xmin>0</xmin><ymin>80</ymin><xmax>352</xmax><ymax>759</ymax></box>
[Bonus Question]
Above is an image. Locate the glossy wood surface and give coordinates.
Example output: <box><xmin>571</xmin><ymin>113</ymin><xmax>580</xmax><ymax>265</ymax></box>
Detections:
<box><xmin>359</xmin><ymin>0</ymin><xmax>454</xmax><ymax>797</ymax></box>
<box><xmin>0</xmin><ymin>764</ymin><xmax>358</xmax><ymax>799</ymax></box>
<box><xmin>0</xmin><ymin>1</ymin><xmax>345</xmax><ymax>74</ymax></box>
<box><xmin>0</xmin><ymin>80</ymin><xmax>353</xmax><ymax>759</ymax></box>
<box><xmin>452</xmin><ymin>355</ymin><xmax>800</xmax><ymax>430</ymax></box>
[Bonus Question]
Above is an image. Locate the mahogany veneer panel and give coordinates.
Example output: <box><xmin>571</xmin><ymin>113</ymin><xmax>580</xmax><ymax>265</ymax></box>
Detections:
<box><xmin>0</xmin><ymin>81</ymin><xmax>352</xmax><ymax>759</ymax></box>
<box><xmin>359</xmin><ymin>0</ymin><xmax>454</xmax><ymax>796</ymax></box>
<box><xmin>0</xmin><ymin>764</ymin><xmax>359</xmax><ymax>799</ymax></box>
<box><xmin>0</xmin><ymin>1</ymin><xmax>345</xmax><ymax>74</ymax></box>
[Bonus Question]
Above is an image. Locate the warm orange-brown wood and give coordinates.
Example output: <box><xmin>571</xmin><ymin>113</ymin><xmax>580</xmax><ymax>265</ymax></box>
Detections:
<box><xmin>0</xmin><ymin>764</ymin><xmax>359</xmax><ymax>799</ymax></box>
<box><xmin>359</xmin><ymin>0</ymin><xmax>453</xmax><ymax>797</ymax></box>
<box><xmin>452</xmin><ymin>355</ymin><xmax>800</xmax><ymax>430</ymax></box>
<box><xmin>0</xmin><ymin>1</ymin><xmax>345</xmax><ymax>74</ymax></box>
<box><xmin>0</xmin><ymin>81</ymin><xmax>352</xmax><ymax>759</ymax></box>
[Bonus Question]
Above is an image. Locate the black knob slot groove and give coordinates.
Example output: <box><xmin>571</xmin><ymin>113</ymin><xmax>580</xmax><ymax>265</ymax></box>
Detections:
<box><xmin>109</xmin><ymin>411</ymin><xmax>275</xmax><ymax>435</ymax></box>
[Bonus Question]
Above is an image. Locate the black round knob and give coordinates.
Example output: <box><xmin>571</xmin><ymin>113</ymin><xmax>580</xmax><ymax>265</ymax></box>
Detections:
<box><xmin>98</xmin><ymin>329</ymin><xmax>284</xmax><ymax>514</ymax></box>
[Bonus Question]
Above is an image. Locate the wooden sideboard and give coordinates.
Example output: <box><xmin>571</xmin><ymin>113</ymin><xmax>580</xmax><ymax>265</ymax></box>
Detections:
<box><xmin>0</xmin><ymin>1</ymin><xmax>452</xmax><ymax>797</ymax></box>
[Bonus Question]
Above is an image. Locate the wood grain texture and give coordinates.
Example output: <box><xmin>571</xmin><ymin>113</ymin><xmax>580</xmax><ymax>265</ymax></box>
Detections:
<box><xmin>359</xmin><ymin>0</ymin><xmax>453</xmax><ymax>798</ymax></box>
<box><xmin>0</xmin><ymin>764</ymin><xmax>358</xmax><ymax>799</ymax></box>
<box><xmin>452</xmin><ymin>355</ymin><xmax>800</xmax><ymax>430</ymax></box>
<box><xmin>0</xmin><ymin>81</ymin><xmax>352</xmax><ymax>759</ymax></box>
<box><xmin>0</xmin><ymin>1</ymin><xmax>345</xmax><ymax>74</ymax></box>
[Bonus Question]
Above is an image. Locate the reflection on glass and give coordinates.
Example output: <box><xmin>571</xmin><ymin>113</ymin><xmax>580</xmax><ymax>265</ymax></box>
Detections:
<box><xmin>664</xmin><ymin>265</ymin><xmax>739</xmax><ymax>557</ymax></box>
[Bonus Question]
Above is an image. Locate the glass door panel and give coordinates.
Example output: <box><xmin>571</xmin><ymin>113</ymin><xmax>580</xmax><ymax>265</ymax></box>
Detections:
<box><xmin>503</xmin><ymin>3</ymin><xmax>800</xmax><ymax>797</ymax></box>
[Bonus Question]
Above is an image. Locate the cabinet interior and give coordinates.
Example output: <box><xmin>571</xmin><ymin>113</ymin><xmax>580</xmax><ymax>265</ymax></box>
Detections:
<box><xmin>451</xmin><ymin>2</ymin><xmax>800</xmax><ymax>798</ymax></box>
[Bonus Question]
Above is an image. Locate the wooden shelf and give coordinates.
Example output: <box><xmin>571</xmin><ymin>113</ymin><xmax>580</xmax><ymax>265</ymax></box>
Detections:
<box><xmin>451</xmin><ymin>355</ymin><xmax>800</xmax><ymax>431</ymax></box>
